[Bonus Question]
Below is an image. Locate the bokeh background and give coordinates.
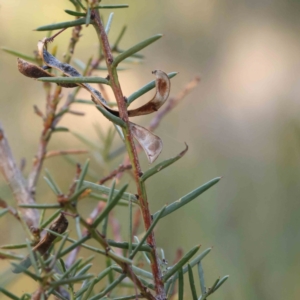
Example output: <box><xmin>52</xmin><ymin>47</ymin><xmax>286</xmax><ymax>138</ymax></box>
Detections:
<box><xmin>1</xmin><ymin>0</ymin><xmax>300</xmax><ymax>299</ymax></box>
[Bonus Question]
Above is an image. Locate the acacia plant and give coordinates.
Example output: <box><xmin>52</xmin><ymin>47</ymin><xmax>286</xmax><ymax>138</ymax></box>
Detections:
<box><xmin>0</xmin><ymin>1</ymin><xmax>228</xmax><ymax>299</ymax></box>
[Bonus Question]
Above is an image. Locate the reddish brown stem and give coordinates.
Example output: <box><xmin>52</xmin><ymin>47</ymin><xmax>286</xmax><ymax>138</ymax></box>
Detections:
<box><xmin>92</xmin><ymin>10</ymin><xmax>165</xmax><ymax>299</ymax></box>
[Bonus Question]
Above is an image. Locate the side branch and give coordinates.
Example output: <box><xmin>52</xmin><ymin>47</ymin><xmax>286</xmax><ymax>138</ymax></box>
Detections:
<box><xmin>0</xmin><ymin>123</ymin><xmax>39</xmax><ymax>229</ymax></box>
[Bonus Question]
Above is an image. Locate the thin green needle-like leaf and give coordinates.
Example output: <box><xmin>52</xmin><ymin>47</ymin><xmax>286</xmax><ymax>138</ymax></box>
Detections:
<box><xmin>47</xmin><ymin>258</ymin><xmax>82</xmax><ymax>295</ymax></box>
<box><xmin>76</xmin><ymin>159</ymin><xmax>90</xmax><ymax>192</ymax></box>
<box><xmin>162</xmin><ymin>245</ymin><xmax>200</xmax><ymax>282</ymax></box>
<box><xmin>212</xmin><ymin>275</ymin><xmax>229</xmax><ymax>293</ymax></box>
<box><xmin>173</xmin><ymin>248</ymin><xmax>212</xmax><ymax>282</ymax></box>
<box><xmin>130</xmin><ymin>206</ymin><xmax>166</xmax><ymax>259</ymax></box>
<box><xmin>40</xmin><ymin>209</ymin><xmax>61</xmax><ymax>229</ymax></box>
<box><xmin>0</xmin><ymin>287</ymin><xmax>20</xmax><ymax>300</ymax></box>
<box><xmin>198</xmin><ymin>261</ymin><xmax>206</xmax><ymax>296</ymax></box>
<box><xmin>127</xmin><ymin>72</ymin><xmax>177</xmax><ymax>105</ymax></box>
<box><xmin>0</xmin><ymin>251</ymin><xmax>23</xmax><ymax>260</ymax></box>
<box><xmin>74</xmin><ymin>99</ymin><xmax>94</xmax><ymax>105</ymax></box>
<box><xmin>178</xmin><ymin>268</ymin><xmax>184</xmax><ymax>300</ymax></box>
<box><xmin>52</xmin><ymin>291</ymin><xmax>68</xmax><ymax>300</ymax></box>
<box><xmin>76</xmin><ymin>263</ymin><xmax>92</xmax><ymax>276</ymax></box>
<box><xmin>53</xmin><ymin>127</ymin><xmax>69</xmax><ymax>132</ymax></box>
<box><xmin>112</xmin><ymin>34</ymin><xmax>163</xmax><ymax>67</ymax></box>
<box><xmin>69</xmin><ymin>186</ymin><xmax>88</xmax><ymax>203</ymax></box>
<box><xmin>26</xmin><ymin>239</ymin><xmax>39</xmax><ymax>275</ymax></box>
<box><xmin>134</xmin><ymin>236</ymin><xmax>151</xmax><ymax>264</ymax></box>
<box><xmin>0</xmin><ymin>208</ymin><xmax>9</xmax><ymax>217</ymax></box>
<box><xmin>49</xmin><ymin>274</ymin><xmax>93</xmax><ymax>287</ymax></box>
<box><xmin>39</xmin><ymin>209</ymin><xmax>46</xmax><ymax>227</ymax></box>
<box><xmin>141</xmin><ymin>144</ymin><xmax>188</xmax><ymax>182</ymax></box>
<box><xmin>95</xmin><ymin>4</ymin><xmax>129</xmax><ymax>9</ymax></box>
<box><xmin>38</xmin><ymin>76</ymin><xmax>109</xmax><ymax>85</ymax></box>
<box><xmin>153</xmin><ymin>177</ymin><xmax>221</xmax><ymax>220</ymax></box>
<box><xmin>128</xmin><ymin>200</ymin><xmax>133</xmax><ymax>254</ymax></box>
<box><xmin>202</xmin><ymin>278</ymin><xmax>219</xmax><ymax>299</ymax></box>
<box><xmin>96</xmin><ymin>105</ymin><xmax>126</xmax><ymax>127</ymax></box>
<box><xmin>107</xmin><ymin>240</ymin><xmax>151</xmax><ymax>252</ymax></box>
<box><xmin>10</xmin><ymin>262</ymin><xmax>41</xmax><ymax>281</ymax></box>
<box><xmin>188</xmin><ymin>264</ymin><xmax>198</xmax><ymax>300</ymax></box>
<box><xmin>45</xmin><ymin>169</ymin><xmax>62</xmax><ymax>195</ymax></box>
<box><xmin>64</xmin><ymin>9</ymin><xmax>86</xmax><ymax>17</ymax></box>
<box><xmin>102</xmin><ymin>180</ymin><xmax>116</xmax><ymax>236</ymax></box>
<box><xmin>86</xmin><ymin>8</ymin><xmax>91</xmax><ymax>26</ymax></box>
<box><xmin>56</xmin><ymin>235</ymin><xmax>90</xmax><ymax>258</ymax></box>
<box><xmin>35</xmin><ymin>18</ymin><xmax>87</xmax><ymax>31</ymax></box>
<box><xmin>50</xmin><ymin>234</ymin><xmax>68</xmax><ymax>268</ymax></box>
<box><xmin>82</xmin><ymin>277</ymin><xmax>97</xmax><ymax>300</ymax></box>
<box><xmin>19</xmin><ymin>204</ymin><xmax>61</xmax><ymax>209</ymax></box>
<box><xmin>81</xmin><ymin>181</ymin><xmax>138</xmax><ymax>204</ymax></box>
<box><xmin>113</xmin><ymin>296</ymin><xmax>143</xmax><ymax>300</ymax></box>
<box><xmin>90</xmin><ymin>274</ymin><xmax>126</xmax><ymax>300</ymax></box>
<box><xmin>1</xmin><ymin>47</ymin><xmax>36</xmax><ymax>63</ymax></box>
<box><xmin>105</xmin><ymin>13</ymin><xmax>114</xmax><ymax>34</ymax></box>
<box><xmin>0</xmin><ymin>243</ymin><xmax>27</xmax><ymax>250</ymax></box>
<box><xmin>112</xmin><ymin>26</ymin><xmax>127</xmax><ymax>50</ymax></box>
<box><xmin>93</xmin><ymin>184</ymin><xmax>128</xmax><ymax>227</ymax></box>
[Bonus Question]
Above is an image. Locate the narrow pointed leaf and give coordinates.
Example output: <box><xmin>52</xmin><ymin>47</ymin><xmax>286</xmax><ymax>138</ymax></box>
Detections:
<box><xmin>1</xmin><ymin>47</ymin><xmax>36</xmax><ymax>63</ymax></box>
<box><xmin>130</xmin><ymin>206</ymin><xmax>166</xmax><ymax>258</ymax></box>
<box><xmin>96</xmin><ymin>105</ymin><xmax>126</xmax><ymax>127</ymax></box>
<box><xmin>173</xmin><ymin>248</ymin><xmax>212</xmax><ymax>282</ymax></box>
<box><xmin>11</xmin><ymin>262</ymin><xmax>41</xmax><ymax>280</ymax></box>
<box><xmin>107</xmin><ymin>240</ymin><xmax>151</xmax><ymax>252</ymax></box>
<box><xmin>19</xmin><ymin>204</ymin><xmax>61</xmax><ymax>209</ymax></box>
<box><xmin>95</xmin><ymin>4</ymin><xmax>129</xmax><ymax>9</ymax></box>
<box><xmin>178</xmin><ymin>268</ymin><xmax>184</xmax><ymax>300</ymax></box>
<box><xmin>198</xmin><ymin>262</ymin><xmax>206</xmax><ymax>296</ymax></box>
<box><xmin>35</xmin><ymin>18</ymin><xmax>87</xmax><ymax>31</ymax></box>
<box><xmin>0</xmin><ymin>287</ymin><xmax>20</xmax><ymax>300</ymax></box>
<box><xmin>141</xmin><ymin>144</ymin><xmax>188</xmax><ymax>182</ymax></box>
<box><xmin>38</xmin><ymin>76</ymin><xmax>109</xmax><ymax>85</ymax></box>
<box><xmin>81</xmin><ymin>181</ymin><xmax>138</xmax><ymax>204</ymax></box>
<box><xmin>0</xmin><ymin>251</ymin><xmax>23</xmax><ymax>260</ymax></box>
<box><xmin>49</xmin><ymin>274</ymin><xmax>93</xmax><ymax>287</ymax></box>
<box><xmin>45</xmin><ymin>169</ymin><xmax>62</xmax><ymax>195</ymax></box>
<box><xmin>0</xmin><ymin>243</ymin><xmax>27</xmax><ymax>250</ymax></box>
<box><xmin>212</xmin><ymin>275</ymin><xmax>229</xmax><ymax>293</ymax></box>
<box><xmin>86</xmin><ymin>8</ymin><xmax>91</xmax><ymax>26</ymax></box>
<box><xmin>127</xmin><ymin>72</ymin><xmax>177</xmax><ymax>105</ymax></box>
<box><xmin>93</xmin><ymin>184</ymin><xmax>128</xmax><ymax>227</ymax></box>
<box><xmin>40</xmin><ymin>210</ymin><xmax>62</xmax><ymax>230</ymax></box>
<box><xmin>162</xmin><ymin>245</ymin><xmax>200</xmax><ymax>282</ymax></box>
<box><xmin>105</xmin><ymin>13</ymin><xmax>114</xmax><ymax>34</ymax></box>
<box><xmin>113</xmin><ymin>26</ymin><xmax>127</xmax><ymax>49</ymax></box>
<box><xmin>89</xmin><ymin>274</ymin><xmax>126</xmax><ymax>300</ymax></box>
<box><xmin>76</xmin><ymin>159</ymin><xmax>90</xmax><ymax>192</ymax></box>
<box><xmin>112</xmin><ymin>34</ymin><xmax>163</xmax><ymax>67</ymax></box>
<box><xmin>188</xmin><ymin>264</ymin><xmax>198</xmax><ymax>300</ymax></box>
<box><xmin>102</xmin><ymin>180</ymin><xmax>116</xmax><ymax>236</ymax></box>
<box><xmin>64</xmin><ymin>9</ymin><xmax>86</xmax><ymax>17</ymax></box>
<box><xmin>153</xmin><ymin>177</ymin><xmax>221</xmax><ymax>220</ymax></box>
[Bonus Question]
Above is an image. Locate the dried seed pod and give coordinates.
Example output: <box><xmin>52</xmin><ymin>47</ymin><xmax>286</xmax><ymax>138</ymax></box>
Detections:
<box><xmin>38</xmin><ymin>39</ymin><xmax>171</xmax><ymax>117</ymax></box>
<box><xmin>129</xmin><ymin>122</ymin><xmax>163</xmax><ymax>163</ymax></box>
<box><xmin>17</xmin><ymin>58</ymin><xmax>77</xmax><ymax>88</ymax></box>
<box><xmin>128</xmin><ymin>70</ymin><xmax>170</xmax><ymax>117</ymax></box>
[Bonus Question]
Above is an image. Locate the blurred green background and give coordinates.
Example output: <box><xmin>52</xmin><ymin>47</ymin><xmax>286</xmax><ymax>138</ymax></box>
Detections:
<box><xmin>1</xmin><ymin>0</ymin><xmax>300</xmax><ymax>299</ymax></box>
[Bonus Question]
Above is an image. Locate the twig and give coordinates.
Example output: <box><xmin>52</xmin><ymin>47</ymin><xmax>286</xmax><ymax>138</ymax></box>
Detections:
<box><xmin>44</xmin><ymin>149</ymin><xmax>88</xmax><ymax>159</ymax></box>
<box><xmin>0</xmin><ymin>124</ymin><xmax>39</xmax><ymax>229</ymax></box>
<box><xmin>98</xmin><ymin>164</ymin><xmax>132</xmax><ymax>184</ymax></box>
<box><xmin>92</xmin><ymin>10</ymin><xmax>165</xmax><ymax>299</ymax></box>
<box><xmin>27</xmin><ymin>25</ymin><xmax>82</xmax><ymax>197</ymax></box>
